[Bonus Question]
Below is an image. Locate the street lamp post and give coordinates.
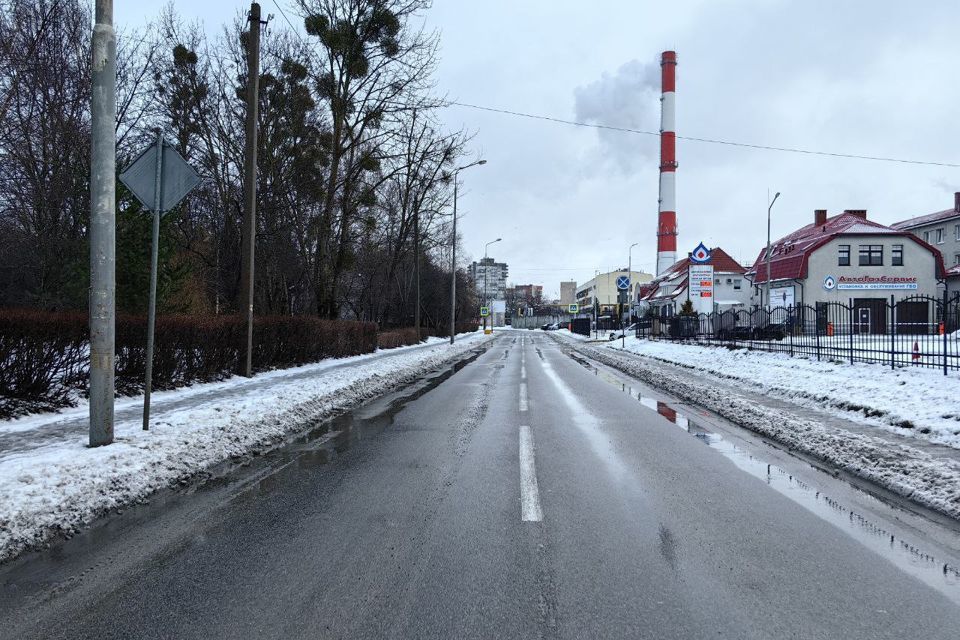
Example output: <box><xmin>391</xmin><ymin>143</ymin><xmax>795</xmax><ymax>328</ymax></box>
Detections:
<box><xmin>765</xmin><ymin>191</ymin><xmax>781</xmax><ymax>310</ymax></box>
<box><xmin>484</xmin><ymin>238</ymin><xmax>502</xmax><ymax>332</ymax></box>
<box><xmin>449</xmin><ymin>160</ymin><xmax>486</xmax><ymax>344</ymax></box>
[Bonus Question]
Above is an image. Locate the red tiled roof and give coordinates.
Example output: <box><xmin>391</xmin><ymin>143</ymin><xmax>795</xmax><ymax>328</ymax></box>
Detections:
<box><xmin>891</xmin><ymin>207</ymin><xmax>960</xmax><ymax>230</ymax></box>
<box><xmin>747</xmin><ymin>212</ymin><xmax>946</xmax><ymax>284</ymax></box>
<box><xmin>947</xmin><ymin>264</ymin><xmax>960</xmax><ymax>278</ymax></box>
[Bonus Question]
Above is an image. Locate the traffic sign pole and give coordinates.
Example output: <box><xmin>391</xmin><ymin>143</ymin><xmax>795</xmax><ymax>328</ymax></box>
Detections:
<box><xmin>142</xmin><ymin>130</ymin><xmax>163</xmax><ymax>431</ymax></box>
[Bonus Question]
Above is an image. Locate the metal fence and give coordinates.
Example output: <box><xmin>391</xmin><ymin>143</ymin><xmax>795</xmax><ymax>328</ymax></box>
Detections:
<box><xmin>636</xmin><ymin>293</ymin><xmax>960</xmax><ymax>375</ymax></box>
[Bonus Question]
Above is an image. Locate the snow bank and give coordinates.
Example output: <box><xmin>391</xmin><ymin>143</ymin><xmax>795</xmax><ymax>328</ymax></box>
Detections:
<box><xmin>0</xmin><ymin>333</ymin><xmax>491</xmax><ymax>563</ymax></box>
<box><xmin>606</xmin><ymin>336</ymin><xmax>960</xmax><ymax>449</ymax></box>
<box><xmin>552</xmin><ymin>334</ymin><xmax>960</xmax><ymax>520</ymax></box>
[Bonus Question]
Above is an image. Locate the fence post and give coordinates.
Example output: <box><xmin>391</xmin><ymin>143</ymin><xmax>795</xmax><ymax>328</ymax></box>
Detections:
<box><xmin>945</xmin><ymin>289</ymin><xmax>949</xmax><ymax>376</ymax></box>
<box><xmin>890</xmin><ymin>294</ymin><xmax>895</xmax><ymax>371</ymax></box>
<box><xmin>789</xmin><ymin>306</ymin><xmax>794</xmax><ymax>357</ymax></box>
<box><xmin>815</xmin><ymin>304</ymin><xmax>821</xmax><ymax>361</ymax></box>
<box><xmin>848</xmin><ymin>298</ymin><xmax>854</xmax><ymax>365</ymax></box>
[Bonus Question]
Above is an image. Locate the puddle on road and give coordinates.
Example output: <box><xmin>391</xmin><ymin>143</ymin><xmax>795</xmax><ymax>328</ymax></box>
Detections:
<box><xmin>566</xmin><ymin>350</ymin><xmax>960</xmax><ymax>603</ymax></box>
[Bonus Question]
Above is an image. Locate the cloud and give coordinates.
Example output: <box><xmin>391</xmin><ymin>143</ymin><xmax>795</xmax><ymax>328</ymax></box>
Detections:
<box><xmin>573</xmin><ymin>59</ymin><xmax>661</xmax><ymax>171</ymax></box>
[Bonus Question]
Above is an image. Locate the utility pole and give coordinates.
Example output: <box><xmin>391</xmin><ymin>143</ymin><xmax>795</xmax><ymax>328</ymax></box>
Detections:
<box><xmin>449</xmin><ymin>179</ymin><xmax>458</xmax><ymax>344</ymax></box>
<box><xmin>239</xmin><ymin>2</ymin><xmax>263</xmax><ymax>377</ymax></box>
<box><xmin>89</xmin><ymin>0</ymin><xmax>116</xmax><ymax>447</ymax></box>
<box><xmin>414</xmin><ymin>209</ymin><xmax>420</xmax><ymax>341</ymax></box>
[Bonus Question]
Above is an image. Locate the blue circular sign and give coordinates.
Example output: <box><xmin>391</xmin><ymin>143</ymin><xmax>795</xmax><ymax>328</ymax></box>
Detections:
<box><xmin>616</xmin><ymin>275</ymin><xmax>631</xmax><ymax>290</ymax></box>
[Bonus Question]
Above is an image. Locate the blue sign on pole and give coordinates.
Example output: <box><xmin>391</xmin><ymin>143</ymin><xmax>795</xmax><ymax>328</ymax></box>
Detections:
<box><xmin>616</xmin><ymin>275</ymin><xmax>630</xmax><ymax>291</ymax></box>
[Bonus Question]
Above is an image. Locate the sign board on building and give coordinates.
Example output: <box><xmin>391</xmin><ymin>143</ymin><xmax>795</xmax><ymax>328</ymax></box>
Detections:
<box><xmin>688</xmin><ymin>264</ymin><xmax>715</xmax><ymax>313</ymax></box>
<box><xmin>568</xmin><ymin>303</ymin><xmax>579</xmax><ymax>314</ymax></box>
<box><xmin>770</xmin><ymin>285</ymin><xmax>795</xmax><ymax>308</ymax></box>
<box><xmin>823</xmin><ymin>274</ymin><xmax>919</xmax><ymax>291</ymax></box>
<box><xmin>491</xmin><ymin>300</ymin><xmax>506</xmax><ymax>313</ymax></box>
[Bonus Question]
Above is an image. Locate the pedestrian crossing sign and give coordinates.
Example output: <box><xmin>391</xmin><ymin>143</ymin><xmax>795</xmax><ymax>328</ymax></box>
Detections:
<box><xmin>568</xmin><ymin>303</ymin><xmax>579</xmax><ymax>314</ymax></box>
<box><xmin>480</xmin><ymin>306</ymin><xmax>490</xmax><ymax>317</ymax></box>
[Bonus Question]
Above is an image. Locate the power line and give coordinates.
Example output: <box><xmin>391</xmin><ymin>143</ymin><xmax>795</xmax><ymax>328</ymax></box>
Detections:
<box><xmin>449</xmin><ymin>101</ymin><xmax>960</xmax><ymax>169</ymax></box>
<box><xmin>270</xmin><ymin>0</ymin><xmax>301</xmax><ymax>35</ymax></box>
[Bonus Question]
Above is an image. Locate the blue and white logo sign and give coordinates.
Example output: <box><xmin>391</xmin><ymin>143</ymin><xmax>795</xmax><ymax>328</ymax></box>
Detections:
<box><xmin>616</xmin><ymin>275</ymin><xmax>631</xmax><ymax>290</ymax></box>
<box><xmin>689</xmin><ymin>242</ymin><xmax>712</xmax><ymax>264</ymax></box>
<box><xmin>823</xmin><ymin>275</ymin><xmax>837</xmax><ymax>291</ymax></box>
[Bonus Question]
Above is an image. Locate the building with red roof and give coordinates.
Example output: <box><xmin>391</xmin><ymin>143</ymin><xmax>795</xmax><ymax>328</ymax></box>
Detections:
<box><xmin>745</xmin><ymin>209</ymin><xmax>945</xmax><ymax>332</ymax></box>
<box><xmin>641</xmin><ymin>247</ymin><xmax>749</xmax><ymax>316</ymax></box>
<box><xmin>892</xmin><ymin>192</ymin><xmax>960</xmax><ymax>297</ymax></box>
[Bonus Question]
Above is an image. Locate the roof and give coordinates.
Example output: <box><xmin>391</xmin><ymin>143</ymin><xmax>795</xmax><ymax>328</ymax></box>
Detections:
<box><xmin>891</xmin><ymin>207</ymin><xmax>960</xmax><ymax>231</ymax></box>
<box><xmin>948</xmin><ymin>264</ymin><xmax>960</xmax><ymax>278</ymax></box>
<box><xmin>641</xmin><ymin>247</ymin><xmax>745</xmax><ymax>302</ymax></box>
<box><xmin>747</xmin><ymin>212</ymin><xmax>946</xmax><ymax>285</ymax></box>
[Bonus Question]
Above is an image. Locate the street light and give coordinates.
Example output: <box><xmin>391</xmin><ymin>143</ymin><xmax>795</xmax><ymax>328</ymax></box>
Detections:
<box><xmin>484</xmin><ymin>237</ymin><xmax>502</xmax><ymax>332</ymax></box>
<box><xmin>449</xmin><ymin>159</ymin><xmax>486</xmax><ymax>344</ymax></box>
<box><xmin>765</xmin><ymin>191</ymin><xmax>781</xmax><ymax>309</ymax></box>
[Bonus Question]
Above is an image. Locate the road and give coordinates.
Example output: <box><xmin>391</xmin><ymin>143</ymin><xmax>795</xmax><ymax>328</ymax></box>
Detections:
<box><xmin>2</xmin><ymin>332</ymin><xmax>960</xmax><ymax>639</ymax></box>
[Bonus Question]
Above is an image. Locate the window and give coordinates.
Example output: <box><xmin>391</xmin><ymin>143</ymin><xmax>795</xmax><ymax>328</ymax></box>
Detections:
<box><xmin>714</xmin><ymin>278</ymin><xmax>720</xmax><ymax>284</ymax></box>
<box><xmin>923</xmin><ymin>231</ymin><xmax>930</xmax><ymax>243</ymax></box>
<box><xmin>838</xmin><ymin>244</ymin><xmax>851</xmax><ymax>266</ymax></box>
<box><xmin>936</xmin><ymin>228</ymin><xmax>944</xmax><ymax>244</ymax></box>
<box><xmin>955</xmin><ymin>254</ymin><xmax>960</xmax><ymax>266</ymax></box>
<box><xmin>733</xmin><ymin>279</ymin><xmax>742</xmax><ymax>290</ymax></box>
<box><xmin>891</xmin><ymin>244</ymin><xmax>903</xmax><ymax>266</ymax></box>
<box><xmin>858</xmin><ymin>244</ymin><xmax>883</xmax><ymax>266</ymax></box>
<box><xmin>955</xmin><ymin>224</ymin><xmax>960</xmax><ymax>241</ymax></box>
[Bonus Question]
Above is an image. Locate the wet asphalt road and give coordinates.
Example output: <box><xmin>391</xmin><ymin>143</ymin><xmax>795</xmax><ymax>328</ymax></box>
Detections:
<box><xmin>3</xmin><ymin>332</ymin><xmax>960</xmax><ymax>639</ymax></box>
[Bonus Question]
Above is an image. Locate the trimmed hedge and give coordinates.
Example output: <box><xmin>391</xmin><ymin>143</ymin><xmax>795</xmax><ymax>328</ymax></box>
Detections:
<box><xmin>0</xmin><ymin>310</ymin><xmax>377</xmax><ymax>418</ymax></box>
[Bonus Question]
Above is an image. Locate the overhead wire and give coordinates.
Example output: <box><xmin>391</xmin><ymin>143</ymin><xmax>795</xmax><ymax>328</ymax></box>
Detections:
<box><xmin>449</xmin><ymin>101</ymin><xmax>960</xmax><ymax>169</ymax></box>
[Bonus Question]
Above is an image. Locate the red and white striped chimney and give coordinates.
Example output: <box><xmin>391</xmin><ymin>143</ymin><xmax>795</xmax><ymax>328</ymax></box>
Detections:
<box><xmin>656</xmin><ymin>50</ymin><xmax>678</xmax><ymax>276</ymax></box>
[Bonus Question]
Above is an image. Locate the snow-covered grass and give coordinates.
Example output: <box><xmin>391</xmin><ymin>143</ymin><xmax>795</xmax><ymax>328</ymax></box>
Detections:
<box><xmin>601</xmin><ymin>336</ymin><xmax>960</xmax><ymax>449</ymax></box>
<box><xmin>0</xmin><ymin>332</ymin><xmax>491</xmax><ymax>563</ymax></box>
<box><xmin>551</xmin><ymin>333</ymin><xmax>960</xmax><ymax>520</ymax></box>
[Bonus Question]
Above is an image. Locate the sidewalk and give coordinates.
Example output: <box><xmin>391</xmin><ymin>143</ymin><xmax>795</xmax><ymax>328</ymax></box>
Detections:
<box><xmin>0</xmin><ymin>332</ymin><xmax>492</xmax><ymax>563</ymax></box>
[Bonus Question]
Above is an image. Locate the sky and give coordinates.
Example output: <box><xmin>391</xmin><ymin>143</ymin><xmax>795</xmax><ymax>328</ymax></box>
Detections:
<box><xmin>117</xmin><ymin>0</ymin><xmax>960</xmax><ymax>301</ymax></box>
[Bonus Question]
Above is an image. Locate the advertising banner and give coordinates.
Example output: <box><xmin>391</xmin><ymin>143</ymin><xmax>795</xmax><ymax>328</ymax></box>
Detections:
<box><xmin>688</xmin><ymin>264</ymin><xmax>715</xmax><ymax>313</ymax></box>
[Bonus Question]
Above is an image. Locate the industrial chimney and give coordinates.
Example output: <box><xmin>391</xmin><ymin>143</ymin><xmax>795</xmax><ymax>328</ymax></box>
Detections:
<box><xmin>656</xmin><ymin>51</ymin><xmax>678</xmax><ymax>276</ymax></box>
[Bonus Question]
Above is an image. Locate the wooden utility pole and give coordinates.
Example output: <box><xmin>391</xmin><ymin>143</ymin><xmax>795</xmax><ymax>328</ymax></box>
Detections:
<box><xmin>239</xmin><ymin>2</ymin><xmax>263</xmax><ymax>376</ymax></box>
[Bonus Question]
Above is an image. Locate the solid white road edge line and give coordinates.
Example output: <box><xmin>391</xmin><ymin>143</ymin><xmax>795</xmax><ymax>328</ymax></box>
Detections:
<box><xmin>519</xmin><ymin>425</ymin><xmax>544</xmax><ymax>522</ymax></box>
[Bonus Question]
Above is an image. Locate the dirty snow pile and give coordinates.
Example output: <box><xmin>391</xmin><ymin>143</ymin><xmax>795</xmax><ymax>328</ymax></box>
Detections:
<box><xmin>552</xmin><ymin>334</ymin><xmax>960</xmax><ymax>520</ymax></box>
<box><xmin>0</xmin><ymin>333</ymin><xmax>491</xmax><ymax>563</ymax></box>
<box><xmin>605</xmin><ymin>336</ymin><xmax>960</xmax><ymax>449</ymax></box>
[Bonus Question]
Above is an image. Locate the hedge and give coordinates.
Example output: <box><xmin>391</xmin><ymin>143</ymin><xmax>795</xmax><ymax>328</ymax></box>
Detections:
<box><xmin>0</xmin><ymin>310</ymin><xmax>377</xmax><ymax>419</ymax></box>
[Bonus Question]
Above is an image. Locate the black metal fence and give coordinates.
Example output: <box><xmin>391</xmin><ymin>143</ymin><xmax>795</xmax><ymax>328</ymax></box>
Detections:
<box><xmin>636</xmin><ymin>293</ymin><xmax>960</xmax><ymax>375</ymax></box>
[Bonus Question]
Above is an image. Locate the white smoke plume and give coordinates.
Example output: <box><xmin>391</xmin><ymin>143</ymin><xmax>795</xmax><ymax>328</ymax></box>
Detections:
<box><xmin>573</xmin><ymin>59</ymin><xmax>662</xmax><ymax>171</ymax></box>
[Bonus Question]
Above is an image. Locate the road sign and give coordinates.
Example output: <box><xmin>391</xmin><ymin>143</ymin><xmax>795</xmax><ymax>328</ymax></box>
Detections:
<box><xmin>119</xmin><ymin>133</ymin><xmax>201</xmax><ymax>433</ymax></box>
<box><xmin>568</xmin><ymin>303</ymin><xmax>579</xmax><ymax>314</ymax></box>
<box><xmin>120</xmin><ymin>138</ymin><xmax>201</xmax><ymax>215</ymax></box>
<box><xmin>480</xmin><ymin>306</ymin><xmax>490</xmax><ymax>317</ymax></box>
<box><xmin>616</xmin><ymin>275</ymin><xmax>630</xmax><ymax>291</ymax></box>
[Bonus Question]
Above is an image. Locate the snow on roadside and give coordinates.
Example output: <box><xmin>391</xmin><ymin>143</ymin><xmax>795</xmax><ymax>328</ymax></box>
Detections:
<box><xmin>0</xmin><ymin>332</ymin><xmax>492</xmax><ymax>563</ymax></box>
<box><xmin>551</xmin><ymin>333</ymin><xmax>960</xmax><ymax>520</ymax></box>
<box><xmin>603</xmin><ymin>336</ymin><xmax>960</xmax><ymax>449</ymax></box>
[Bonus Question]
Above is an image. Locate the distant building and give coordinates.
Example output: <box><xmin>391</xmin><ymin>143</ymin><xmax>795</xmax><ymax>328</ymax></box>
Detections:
<box><xmin>576</xmin><ymin>270</ymin><xmax>653</xmax><ymax>315</ymax></box>
<box><xmin>642</xmin><ymin>248</ymin><xmax>748</xmax><ymax>316</ymax></box>
<box><xmin>892</xmin><ymin>192</ymin><xmax>960</xmax><ymax>297</ymax></box>
<box><xmin>469</xmin><ymin>257</ymin><xmax>508</xmax><ymax>304</ymax></box>
<box><xmin>506</xmin><ymin>284</ymin><xmax>543</xmax><ymax>315</ymax></box>
<box><xmin>559</xmin><ymin>281</ymin><xmax>577</xmax><ymax>306</ymax></box>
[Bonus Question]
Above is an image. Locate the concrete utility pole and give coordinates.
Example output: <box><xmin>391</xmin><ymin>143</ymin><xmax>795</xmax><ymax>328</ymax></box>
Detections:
<box><xmin>414</xmin><ymin>210</ymin><xmax>420</xmax><ymax>340</ymax></box>
<box><xmin>765</xmin><ymin>191</ymin><xmax>781</xmax><ymax>310</ymax></box>
<box><xmin>240</xmin><ymin>2</ymin><xmax>263</xmax><ymax>377</ymax></box>
<box><xmin>89</xmin><ymin>0</ymin><xmax>116</xmax><ymax>447</ymax></box>
<box><xmin>449</xmin><ymin>160</ymin><xmax>486</xmax><ymax>344</ymax></box>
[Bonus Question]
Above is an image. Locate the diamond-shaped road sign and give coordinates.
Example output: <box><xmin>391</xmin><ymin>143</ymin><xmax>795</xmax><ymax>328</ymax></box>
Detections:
<box><xmin>120</xmin><ymin>139</ymin><xmax>201</xmax><ymax>214</ymax></box>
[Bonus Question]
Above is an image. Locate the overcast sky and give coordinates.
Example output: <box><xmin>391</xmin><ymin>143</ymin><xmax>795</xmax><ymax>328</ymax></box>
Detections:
<box><xmin>118</xmin><ymin>0</ymin><xmax>960</xmax><ymax>300</ymax></box>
